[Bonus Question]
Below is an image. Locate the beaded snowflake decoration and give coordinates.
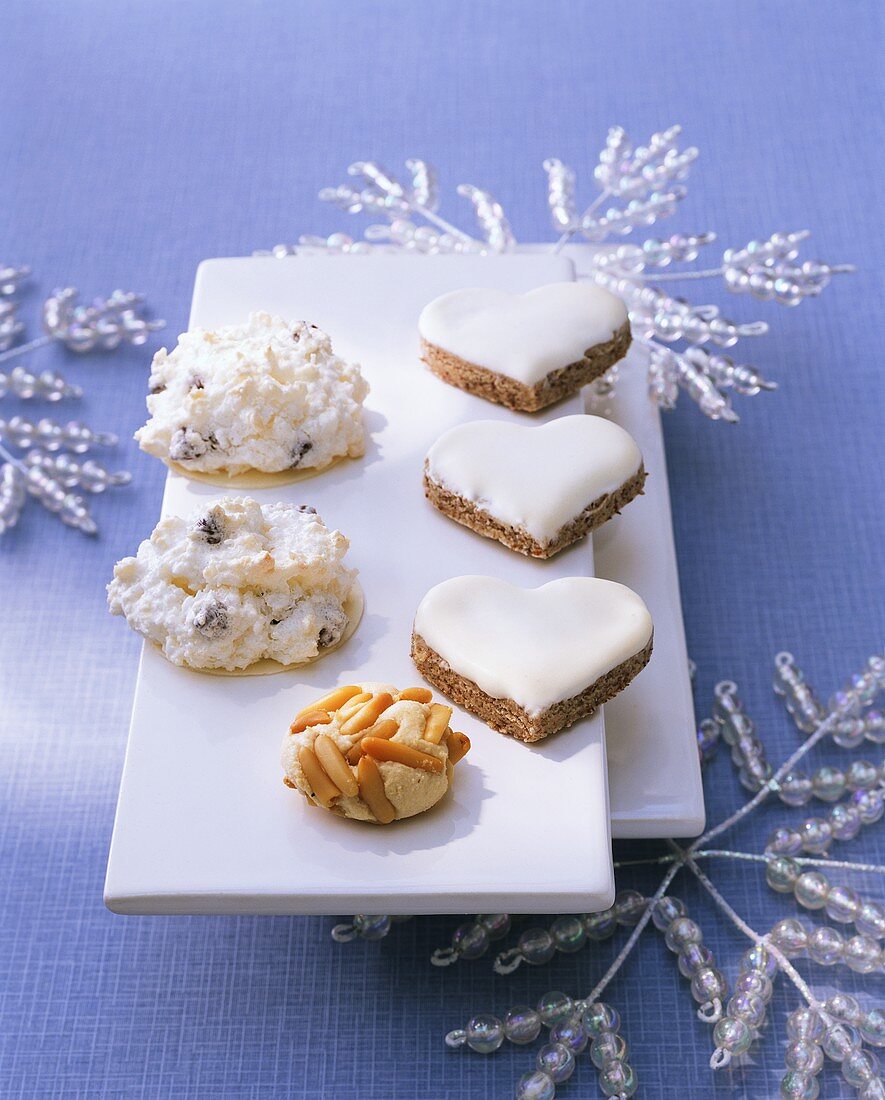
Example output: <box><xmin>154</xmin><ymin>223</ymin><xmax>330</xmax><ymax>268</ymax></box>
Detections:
<box><xmin>332</xmin><ymin>653</ymin><xmax>884</xmax><ymax>1099</ymax></box>
<box><xmin>260</xmin><ymin>125</ymin><xmax>853</xmax><ymax>424</ymax></box>
<box><xmin>0</xmin><ymin>274</ymin><xmax>163</xmax><ymax>537</ymax></box>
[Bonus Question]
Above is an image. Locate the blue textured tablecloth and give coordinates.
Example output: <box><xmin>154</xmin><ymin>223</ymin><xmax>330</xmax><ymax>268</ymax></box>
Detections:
<box><xmin>2</xmin><ymin>2</ymin><xmax>883</xmax><ymax>1097</ymax></box>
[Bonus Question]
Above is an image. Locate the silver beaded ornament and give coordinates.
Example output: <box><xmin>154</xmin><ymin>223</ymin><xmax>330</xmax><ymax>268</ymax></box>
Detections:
<box><xmin>332</xmin><ymin>650</ymin><xmax>885</xmax><ymax>1098</ymax></box>
<box><xmin>268</xmin><ymin>125</ymin><xmax>852</xmax><ymax>423</ymax></box>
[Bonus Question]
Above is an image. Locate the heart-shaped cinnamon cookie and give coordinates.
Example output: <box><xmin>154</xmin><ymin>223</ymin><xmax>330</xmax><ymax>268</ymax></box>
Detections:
<box><xmin>424</xmin><ymin>414</ymin><xmax>645</xmax><ymax>558</ymax></box>
<box><xmin>418</xmin><ymin>282</ymin><xmax>630</xmax><ymax>412</ymax></box>
<box><xmin>411</xmin><ymin>575</ymin><xmax>653</xmax><ymax>743</ymax></box>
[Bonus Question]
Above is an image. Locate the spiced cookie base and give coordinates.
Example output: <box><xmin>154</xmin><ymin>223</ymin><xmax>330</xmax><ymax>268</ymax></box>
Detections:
<box><xmin>423</xmin><ymin>463</ymin><xmax>646</xmax><ymax>559</ymax></box>
<box><xmin>410</xmin><ymin>630</ymin><xmax>653</xmax><ymax>743</ymax></box>
<box><xmin>420</xmin><ymin>321</ymin><xmax>632</xmax><ymax>413</ymax></box>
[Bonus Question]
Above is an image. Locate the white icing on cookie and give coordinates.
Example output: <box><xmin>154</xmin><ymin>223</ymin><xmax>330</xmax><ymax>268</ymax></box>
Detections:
<box><xmin>107</xmin><ymin>497</ymin><xmax>358</xmax><ymax>671</ymax></box>
<box><xmin>425</xmin><ymin>415</ymin><xmax>643</xmax><ymax>542</ymax></box>
<box><xmin>136</xmin><ymin>312</ymin><xmax>369</xmax><ymax>476</ymax></box>
<box><xmin>418</xmin><ymin>283</ymin><xmax>628</xmax><ymax>386</ymax></box>
<box><xmin>413</xmin><ymin>576</ymin><xmax>652</xmax><ymax>715</ymax></box>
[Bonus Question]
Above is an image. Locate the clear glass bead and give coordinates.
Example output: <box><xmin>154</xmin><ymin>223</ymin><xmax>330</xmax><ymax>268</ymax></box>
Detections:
<box><xmin>691</xmin><ymin>967</ymin><xmax>727</xmax><ymax>1004</ymax></box>
<box><xmin>851</xmin><ymin>670</ymin><xmax>879</xmax><ymax>705</ymax></box>
<box><xmin>453</xmin><ymin>922</ymin><xmax>489</xmax><ymax>959</ymax></box>
<box><xmin>696</xmin><ymin>718</ymin><xmax>720</xmax><ymax>759</ymax></box>
<box><xmin>843</xmin><ymin>1048</ymin><xmax>880</xmax><ymax>1087</ymax></box>
<box><xmin>825</xmin><ymin>885</ymin><xmax>861</xmax><ymax>923</ymax></box>
<box><xmin>515</xmin><ymin>1069</ymin><xmax>555</xmax><ymax>1100</ymax></box>
<box><xmin>536</xmin><ymin>992</ymin><xmax>574</xmax><ymax>1027</ymax></box>
<box><xmin>651</xmin><ymin>896</ymin><xmax>686</xmax><ymax>931</ymax></box>
<box><xmin>465</xmin><ymin>1014</ymin><xmax>504</xmax><ymax>1053</ymax></box>
<box><xmin>549</xmin><ymin>1017</ymin><xmax>587</xmax><ymax>1055</ymax></box>
<box><xmin>852</xmin><ymin>788</ymin><xmax>885</xmax><ymax>824</ymax></box>
<box><xmin>811</xmin><ymin>765</ymin><xmax>846</xmax><ymax>802</ymax></box>
<box><xmin>678</xmin><ymin>943</ymin><xmax>713</xmax><ymax>978</ymax></box>
<box><xmin>785</xmin><ymin>1039</ymin><xmax>824</xmax><ymax>1075</ymax></box>
<box><xmin>550</xmin><ymin>916</ymin><xmax>586</xmax><ymax>953</ymax></box>
<box><xmin>847</xmin><ymin>759</ymin><xmax>879</xmax><ymax>790</ymax></box>
<box><xmin>766</xmin><ymin>856</ymin><xmax>801</xmax><ymax>892</ymax></box>
<box><xmin>824</xmin><ymin>992</ymin><xmax>860</xmax><ymax>1023</ymax></box>
<box><xmin>771</xmin><ymin>918</ymin><xmax>809</xmax><ymax>957</ymax></box>
<box><xmin>739</xmin><ymin>760</ymin><xmax>772</xmax><ymax>792</ymax></box>
<box><xmin>860</xmin><ymin>1007</ymin><xmax>885</xmax><ymax>1047</ymax></box>
<box><xmin>821</xmin><ymin>1023</ymin><xmax>860</xmax><ymax>1061</ymax></box>
<box><xmin>779</xmin><ymin>772</ymin><xmax>813</xmax><ymax>806</ymax></box>
<box><xmin>780</xmin><ymin>1071</ymin><xmax>820</xmax><ymax>1100</ymax></box>
<box><xmin>614</xmin><ymin>889</ymin><xmax>646</xmax><ymax>926</ymax></box>
<box><xmin>807</xmin><ymin>924</ymin><xmax>844</xmax><ymax>965</ymax></box>
<box><xmin>864</xmin><ymin>709</ymin><xmax>885</xmax><ymax>744</ymax></box>
<box><xmin>727</xmin><ymin>992</ymin><xmax>766</xmax><ymax>1028</ymax></box>
<box><xmin>834</xmin><ymin>717</ymin><xmax>868</xmax><ymax>749</ymax></box>
<box><xmin>830</xmin><ymin>688</ymin><xmax>860</xmax><ymax>717</ymax></box>
<box><xmin>713</xmin><ymin>1016</ymin><xmax>752</xmax><ymax>1055</ymax></box>
<box><xmin>829</xmin><ymin>802</ymin><xmax>862</xmax><ymax>841</ymax></box>
<box><xmin>859</xmin><ymin>1078</ymin><xmax>885</xmax><ymax>1100</ymax></box>
<box><xmin>787</xmin><ymin>1007</ymin><xmax>825</xmax><ymax>1043</ymax></box>
<box><xmin>582</xmin><ymin>1003</ymin><xmax>621</xmax><ymax>1037</ymax></box>
<box><xmin>766</xmin><ymin>827</ymin><xmax>803</xmax><ymax>856</ymax></box>
<box><xmin>798</xmin><ymin>818</ymin><xmax>832</xmax><ymax>854</ymax></box>
<box><xmin>664</xmin><ymin>917</ymin><xmax>702</xmax><ymax>952</ymax></box>
<box><xmin>794</xmin><ymin>872</ymin><xmax>830</xmax><ymax>910</ymax></box>
<box><xmin>584</xmin><ymin>911</ymin><xmax>618</xmax><ymax>940</ymax></box>
<box><xmin>505</xmin><ymin>1006</ymin><xmax>542</xmax><ymax>1045</ymax></box>
<box><xmin>519</xmin><ymin>929</ymin><xmax>556</xmax><ymax>966</ymax></box>
<box><xmin>478</xmin><ymin>913</ymin><xmax>511</xmax><ymax>939</ymax></box>
<box><xmin>734</xmin><ymin>970</ymin><xmax>773</xmax><ymax>1003</ymax></box>
<box><xmin>599</xmin><ymin>1059</ymin><xmax>638</xmax><ymax>1098</ymax></box>
<box><xmin>844</xmin><ymin>934</ymin><xmax>882</xmax><ymax>973</ymax></box>
<box><xmin>353</xmin><ymin>915</ymin><xmax>391</xmax><ymax>940</ymax></box>
<box><xmin>590</xmin><ymin>1031</ymin><xmax>627</xmax><ymax>1068</ymax></box>
<box><xmin>740</xmin><ymin>944</ymin><xmax>778</xmax><ymax>978</ymax></box>
<box><xmin>536</xmin><ymin>1042</ymin><xmax>575</xmax><ymax>1083</ymax></box>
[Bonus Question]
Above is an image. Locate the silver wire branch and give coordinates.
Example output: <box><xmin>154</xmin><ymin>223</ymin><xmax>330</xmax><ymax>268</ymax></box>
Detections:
<box><xmin>583</xmin><ymin>860</ymin><xmax>682</xmax><ymax>1006</ymax></box>
<box><xmin>675</xmin><ymin>845</ymin><xmax>833</xmax><ymax>1023</ymax></box>
<box><xmin>690</xmin><ymin>709</ymin><xmax>842</xmax><ymax>851</ymax></box>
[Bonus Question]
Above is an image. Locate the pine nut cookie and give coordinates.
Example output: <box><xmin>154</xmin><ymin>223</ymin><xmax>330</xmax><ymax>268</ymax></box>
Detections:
<box><xmin>281</xmin><ymin>683</ymin><xmax>470</xmax><ymax>824</ymax></box>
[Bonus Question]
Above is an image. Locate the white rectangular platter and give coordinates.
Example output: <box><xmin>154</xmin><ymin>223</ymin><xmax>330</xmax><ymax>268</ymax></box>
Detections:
<box><xmin>105</xmin><ymin>253</ymin><xmax>620</xmax><ymax>915</ymax></box>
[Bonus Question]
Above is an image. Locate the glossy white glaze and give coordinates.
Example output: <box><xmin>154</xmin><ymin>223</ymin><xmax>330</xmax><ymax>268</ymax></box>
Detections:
<box><xmin>425</xmin><ymin>414</ymin><xmax>642</xmax><ymax>541</ymax></box>
<box><xmin>414</xmin><ymin>575</ymin><xmax>653</xmax><ymax>714</ymax></box>
<box><xmin>418</xmin><ymin>282</ymin><xmax>628</xmax><ymax>385</ymax></box>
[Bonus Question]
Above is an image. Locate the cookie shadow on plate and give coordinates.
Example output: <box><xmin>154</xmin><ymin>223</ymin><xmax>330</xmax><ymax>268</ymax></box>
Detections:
<box><xmin>282</xmin><ymin>761</ymin><xmax>493</xmax><ymax>857</ymax></box>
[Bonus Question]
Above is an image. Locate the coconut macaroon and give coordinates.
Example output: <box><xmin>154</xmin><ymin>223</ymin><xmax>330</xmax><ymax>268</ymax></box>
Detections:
<box><xmin>107</xmin><ymin>497</ymin><xmax>360</xmax><ymax>672</ymax></box>
<box><xmin>281</xmin><ymin>683</ymin><xmax>471</xmax><ymax>824</ymax></box>
<box><xmin>136</xmin><ymin>312</ymin><xmax>369</xmax><ymax>477</ymax></box>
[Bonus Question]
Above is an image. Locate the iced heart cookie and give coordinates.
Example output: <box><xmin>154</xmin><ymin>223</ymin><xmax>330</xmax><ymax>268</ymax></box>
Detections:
<box><xmin>136</xmin><ymin>312</ymin><xmax>369</xmax><ymax>479</ymax></box>
<box><xmin>281</xmin><ymin>683</ymin><xmax>470</xmax><ymax>824</ymax></box>
<box><xmin>107</xmin><ymin>497</ymin><xmax>360</xmax><ymax>672</ymax></box>
<box><xmin>418</xmin><ymin>283</ymin><xmax>630</xmax><ymax>412</ymax></box>
<box><xmin>424</xmin><ymin>414</ymin><xmax>645</xmax><ymax>558</ymax></box>
<box><xmin>411</xmin><ymin>576</ymin><xmax>653</xmax><ymax>743</ymax></box>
